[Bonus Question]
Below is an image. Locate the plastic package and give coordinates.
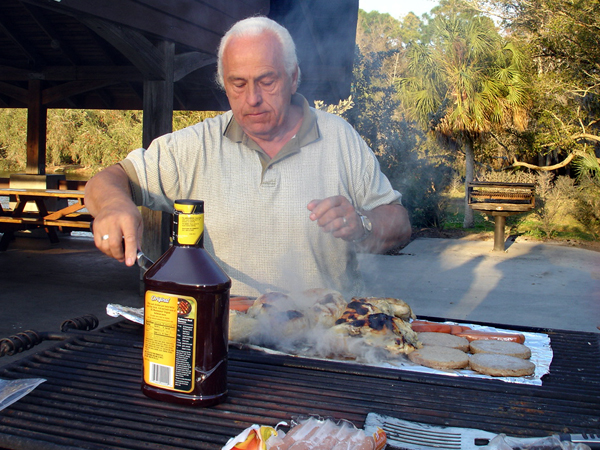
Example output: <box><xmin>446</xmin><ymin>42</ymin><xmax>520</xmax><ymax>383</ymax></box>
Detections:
<box><xmin>0</xmin><ymin>378</ymin><xmax>46</xmax><ymax>411</ymax></box>
<box><xmin>222</xmin><ymin>416</ymin><xmax>386</xmax><ymax>450</ymax></box>
<box><xmin>485</xmin><ymin>434</ymin><xmax>591</xmax><ymax>450</ymax></box>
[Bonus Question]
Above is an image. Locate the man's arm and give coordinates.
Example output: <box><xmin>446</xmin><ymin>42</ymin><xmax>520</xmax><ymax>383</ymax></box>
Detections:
<box><xmin>354</xmin><ymin>203</ymin><xmax>411</xmax><ymax>253</ymax></box>
<box><xmin>84</xmin><ymin>164</ymin><xmax>143</xmax><ymax>266</ymax></box>
<box><xmin>307</xmin><ymin>196</ymin><xmax>411</xmax><ymax>254</ymax></box>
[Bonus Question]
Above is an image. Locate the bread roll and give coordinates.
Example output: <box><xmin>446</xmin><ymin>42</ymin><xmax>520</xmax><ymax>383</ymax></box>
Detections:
<box><xmin>417</xmin><ymin>332</ymin><xmax>470</xmax><ymax>352</ymax></box>
<box><xmin>408</xmin><ymin>346</ymin><xmax>469</xmax><ymax>370</ymax></box>
<box><xmin>470</xmin><ymin>339</ymin><xmax>531</xmax><ymax>359</ymax></box>
<box><xmin>470</xmin><ymin>353</ymin><xmax>535</xmax><ymax>377</ymax></box>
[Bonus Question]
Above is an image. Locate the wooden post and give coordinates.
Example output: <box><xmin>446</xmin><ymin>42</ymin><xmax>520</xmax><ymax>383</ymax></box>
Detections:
<box><xmin>26</xmin><ymin>80</ymin><xmax>47</xmax><ymax>175</ymax></box>
<box><xmin>141</xmin><ymin>41</ymin><xmax>175</xmax><ymax>264</ymax></box>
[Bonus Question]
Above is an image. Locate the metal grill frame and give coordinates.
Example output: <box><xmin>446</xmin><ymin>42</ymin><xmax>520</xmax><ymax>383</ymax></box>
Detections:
<box><xmin>1</xmin><ymin>319</ymin><xmax>599</xmax><ymax>450</ymax></box>
<box><xmin>468</xmin><ymin>182</ymin><xmax>536</xmax><ymax>213</ymax></box>
<box><xmin>467</xmin><ymin>181</ymin><xmax>536</xmax><ymax>251</ymax></box>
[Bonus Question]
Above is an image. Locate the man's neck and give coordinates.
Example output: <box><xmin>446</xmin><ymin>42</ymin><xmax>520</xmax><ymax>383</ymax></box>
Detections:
<box><xmin>250</xmin><ymin>103</ymin><xmax>303</xmax><ymax>159</ymax></box>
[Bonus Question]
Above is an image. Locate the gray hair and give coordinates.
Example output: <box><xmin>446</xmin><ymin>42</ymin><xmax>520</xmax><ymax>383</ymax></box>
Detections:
<box><xmin>216</xmin><ymin>16</ymin><xmax>301</xmax><ymax>90</ymax></box>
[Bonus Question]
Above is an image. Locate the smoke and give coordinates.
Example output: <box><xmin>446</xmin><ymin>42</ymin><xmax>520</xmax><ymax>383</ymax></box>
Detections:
<box><xmin>268</xmin><ymin>0</ymin><xmax>358</xmax><ymax>104</ymax></box>
<box><xmin>233</xmin><ymin>289</ymin><xmax>406</xmax><ymax>365</ymax></box>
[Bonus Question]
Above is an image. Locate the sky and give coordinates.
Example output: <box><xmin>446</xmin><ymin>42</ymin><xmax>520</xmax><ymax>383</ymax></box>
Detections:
<box><xmin>358</xmin><ymin>0</ymin><xmax>438</xmax><ymax>19</ymax></box>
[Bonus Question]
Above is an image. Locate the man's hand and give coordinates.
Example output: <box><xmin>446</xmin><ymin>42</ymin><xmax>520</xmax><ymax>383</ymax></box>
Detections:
<box><xmin>85</xmin><ymin>164</ymin><xmax>142</xmax><ymax>266</ymax></box>
<box><xmin>307</xmin><ymin>195</ymin><xmax>365</xmax><ymax>242</ymax></box>
<box><xmin>307</xmin><ymin>195</ymin><xmax>411</xmax><ymax>253</ymax></box>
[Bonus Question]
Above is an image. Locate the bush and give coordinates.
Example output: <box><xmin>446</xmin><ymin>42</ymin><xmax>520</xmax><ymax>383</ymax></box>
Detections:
<box><xmin>399</xmin><ymin>156</ymin><xmax>453</xmax><ymax>228</ymax></box>
<box><xmin>534</xmin><ymin>173</ymin><xmax>577</xmax><ymax>238</ymax></box>
<box><xmin>573</xmin><ymin>174</ymin><xmax>600</xmax><ymax>239</ymax></box>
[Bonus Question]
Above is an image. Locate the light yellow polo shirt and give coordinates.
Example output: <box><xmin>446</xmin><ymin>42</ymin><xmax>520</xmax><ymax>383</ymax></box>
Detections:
<box><xmin>121</xmin><ymin>94</ymin><xmax>401</xmax><ymax>297</ymax></box>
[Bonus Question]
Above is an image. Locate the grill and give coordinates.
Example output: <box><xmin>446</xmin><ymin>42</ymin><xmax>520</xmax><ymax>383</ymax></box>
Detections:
<box><xmin>1</xmin><ymin>319</ymin><xmax>599</xmax><ymax>450</ymax></box>
<box><xmin>468</xmin><ymin>182</ymin><xmax>536</xmax><ymax>251</ymax></box>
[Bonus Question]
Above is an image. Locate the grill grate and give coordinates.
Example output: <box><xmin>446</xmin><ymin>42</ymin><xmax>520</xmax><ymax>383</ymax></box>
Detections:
<box><xmin>467</xmin><ymin>182</ymin><xmax>536</xmax><ymax>212</ymax></box>
<box><xmin>467</xmin><ymin>181</ymin><xmax>536</xmax><ymax>250</ymax></box>
<box><xmin>1</xmin><ymin>320</ymin><xmax>599</xmax><ymax>450</ymax></box>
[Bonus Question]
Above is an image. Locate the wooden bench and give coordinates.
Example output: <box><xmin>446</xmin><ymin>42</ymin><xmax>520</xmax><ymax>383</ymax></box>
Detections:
<box><xmin>0</xmin><ymin>188</ymin><xmax>92</xmax><ymax>250</ymax></box>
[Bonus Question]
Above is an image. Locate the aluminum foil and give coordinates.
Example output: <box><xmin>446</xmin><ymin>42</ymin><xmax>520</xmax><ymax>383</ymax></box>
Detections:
<box><xmin>106</xmin><ymin>303</ymin><xmax>143</xmax><ymax>324</ymax></box>
<box><xmin>107</xmin><ymin>304</ymin><xmax>551</xmax><ymax>386</ymax></box>
<box><xmin>233</xmin><ymin>321</ymin><xmax>552</xmax><ymax>386</ymax></box>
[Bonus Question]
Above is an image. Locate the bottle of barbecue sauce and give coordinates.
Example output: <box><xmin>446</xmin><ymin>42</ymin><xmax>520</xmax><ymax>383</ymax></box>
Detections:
<box><xmin>142</xmin><ymin>199</ymin><xmax>231</xmax><ymax>406</ymax></box>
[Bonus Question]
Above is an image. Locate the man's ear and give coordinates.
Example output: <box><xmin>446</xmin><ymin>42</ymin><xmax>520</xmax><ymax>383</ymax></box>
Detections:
<box><xmin>291</xmin><ymin>66</ymin><xmax>299</xmax><ymax>93</ymax></box>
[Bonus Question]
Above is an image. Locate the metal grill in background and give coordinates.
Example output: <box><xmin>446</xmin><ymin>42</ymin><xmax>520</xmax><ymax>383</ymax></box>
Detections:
<box><xmin>0</xmin><ymin>319</ymin><xmax>599</xmax><ymax>450</ymax></box>
<box><xmin>468</xmin><ymin>181</ymin><xmax>536</xmax><ymax>251</ymax></box>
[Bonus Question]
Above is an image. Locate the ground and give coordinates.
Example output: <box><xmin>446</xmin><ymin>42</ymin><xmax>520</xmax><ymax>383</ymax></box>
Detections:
<box><xmin>389</xmin><ymin>227</ymin><xmax>600</xmax><ymax>254</ymax></box>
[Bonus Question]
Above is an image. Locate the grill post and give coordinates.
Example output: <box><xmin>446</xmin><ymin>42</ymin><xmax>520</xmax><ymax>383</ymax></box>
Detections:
<box><xmin>467</xmin><ymin>182</ymin><xmax>535</xmax><ymax>252</ymax></box>
<box><xmin>493</xmin><ymin>214</ymin><xmax>507</xmax><ymax>252</ymax></box>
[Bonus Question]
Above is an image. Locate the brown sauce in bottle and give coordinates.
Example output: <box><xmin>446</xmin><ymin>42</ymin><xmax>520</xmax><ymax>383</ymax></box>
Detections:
<box><xmin>141</xmin><ymin>200</ymin><xmax>231</xmax><ymax>406</ymax></box>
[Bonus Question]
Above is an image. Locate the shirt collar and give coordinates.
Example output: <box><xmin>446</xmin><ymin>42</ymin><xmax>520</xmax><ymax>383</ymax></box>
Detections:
<box><xmin>224</xmin><ymin>93</ymin><xmax>320</xmax><ymax>167</ymax></box>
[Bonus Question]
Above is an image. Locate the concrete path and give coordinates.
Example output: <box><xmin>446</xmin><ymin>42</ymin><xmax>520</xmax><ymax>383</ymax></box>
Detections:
<box><xmin>360</xmin><ymin>237</ymin><xmax>600</xmax><ymax>333</ymax></box>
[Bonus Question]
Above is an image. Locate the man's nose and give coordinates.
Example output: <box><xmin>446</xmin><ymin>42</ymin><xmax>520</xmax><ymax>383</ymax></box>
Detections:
<box><xmin>246</xmin><ymin>83</ymin><xmax>262</xmax><ymax>106</ymax></box>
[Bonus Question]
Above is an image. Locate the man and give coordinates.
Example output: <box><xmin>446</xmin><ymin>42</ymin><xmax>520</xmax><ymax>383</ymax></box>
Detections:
<box><xmin>85</xmin><ymin>16</ymin><xmax>411</xmax><ymax>297</ymax></box>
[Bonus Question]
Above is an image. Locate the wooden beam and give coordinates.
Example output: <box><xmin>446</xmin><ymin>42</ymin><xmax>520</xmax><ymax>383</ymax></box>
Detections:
<box><xmin>42</xmin><ymin>79</ymin><xmax>118</xmax><ymax>105</ymax></box>
<box><xmin>174</xmin><ymin>52</ymin><xmax>216</xmax><ymax>82</ymax></box>
<box><xmin>142</xmin><ymin>41</ymin><xmax>175</xmax><ymax>262</ymax></box>
<box><xmin>80</xmin><ymin>17</ymin><xmax>166</xmax><ymax>80</ymax></box>
<box><xmin>26</xmin><ymin>80</ymin><xmax>47</xmax><ymax>175</ymax></box>
<box><xmin>22</xmin><ymin>2</ymin><xmax>80</xmax><ymax>66</ymax></box>
<box><xmin>21</xmin><ymin>0</ymin><xmax>269</xmax><ymax>53</ymax></box>
<box><xmin>0</xmin><ymin>81</ymin><xmax>28</xmax><ymax>104</ymax></box>
<box><xmin>0</xmin><ymin>65</ymin><xmax>145</xmax><ymax>82</ymax></box>
<box><xmin>0</xmin><ymin>14</ymin><xmax>45</xmax><ymax>67</ymax></box>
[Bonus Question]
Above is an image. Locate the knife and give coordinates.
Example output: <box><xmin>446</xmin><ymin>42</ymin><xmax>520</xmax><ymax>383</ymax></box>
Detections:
<box><xmin>365</xmin><ymin>412</ymin><xmax>600</xmax><ymax>450</ymax></box>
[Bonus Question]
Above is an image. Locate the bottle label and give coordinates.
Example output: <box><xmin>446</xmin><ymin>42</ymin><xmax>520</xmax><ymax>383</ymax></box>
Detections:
<box><xmin>176</xmin><ymin>214</ymin><xmax>203</xmax><ymax>246</ymax></box>
<box><xmin>143</xmin><ymin>290</ymin><xmax>197</xmax><ymax>393</ymax></box>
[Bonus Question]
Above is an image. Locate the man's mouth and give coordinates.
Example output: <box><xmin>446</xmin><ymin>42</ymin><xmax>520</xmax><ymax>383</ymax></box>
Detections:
<box><xmin>245</xmin><ymin>111</ymin><xmax>268</xmax><ymax>121</ymax></box>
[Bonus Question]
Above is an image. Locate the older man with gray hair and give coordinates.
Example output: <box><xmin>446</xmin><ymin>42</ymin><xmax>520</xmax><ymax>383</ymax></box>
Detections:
<box><xmin>85</xmin><ymin>16</ymin><xmax>411</xmax><ymax>297</ymax></box>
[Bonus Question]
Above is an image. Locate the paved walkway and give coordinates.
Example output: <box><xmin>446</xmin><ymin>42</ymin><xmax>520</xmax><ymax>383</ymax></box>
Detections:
<box><xmin>360</xmin><ymin>237</ymin><xmax>600</xmax><ymax>333</ymax></box>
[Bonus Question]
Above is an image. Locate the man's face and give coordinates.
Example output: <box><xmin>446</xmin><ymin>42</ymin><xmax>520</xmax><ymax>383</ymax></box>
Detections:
<box><xmin>222</xmin><ymin>32</ymin><xmax>298</xmax><ymax>142</ymax></box>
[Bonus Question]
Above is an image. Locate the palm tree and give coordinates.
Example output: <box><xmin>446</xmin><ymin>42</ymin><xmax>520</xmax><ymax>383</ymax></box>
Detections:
<box><xmin>398</xmin><ymin>9</ymin><xmax>529</xmax><ymax>227</ymax></box>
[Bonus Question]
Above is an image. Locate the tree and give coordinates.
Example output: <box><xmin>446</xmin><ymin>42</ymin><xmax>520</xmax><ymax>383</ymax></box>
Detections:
<box><xmin>397</xmin><ymin>5</ymin><xmax>529</xmax><ymax>227</ymax></box>
<box><xmin>469</xmin><ymin>0</ymin><xmax>600</xmax><ymax>173</ymax></box>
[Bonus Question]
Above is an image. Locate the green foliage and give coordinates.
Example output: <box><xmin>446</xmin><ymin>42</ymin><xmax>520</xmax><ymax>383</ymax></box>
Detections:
<box><xmin>0</xmin><ymin>109</ymin><xmax>27</xmax><ymax>172</ymax></box>
<box><xmin>47</xmin><ymin>109</ymin><xmax>143</xmax><ymax>171</ymax></box>
<box><xmin>473</xmin><ymin>0</ymin><xmax>600</xmax><ymax>164</ymax></box>
<box><xmin>533</xmin><ymin>173</ymin><xmax>578</xmax><ymax>238</ymax></box>
<box><xmin>572</xmin><ymin>150</ymin><xmax>600</xmax><ymax>182</ymax></box>
<box><xmin>0</xmin><ymin>109</ymin><xmax>222</xmax><ymax>176</ymax></box>
<box><xmin>397</xmin><ymin>3</ymin><xmax>531</xmax><ymax>227</ymax></box>
<box><xmin>401</xmin><ymin>156</ymin><xmax>453</xmax><ymax>228</ymax></box>
<box><xmin>572</xmin><ymin>174</ymin><xmax>600</xmax><ymax>239</ymax></box>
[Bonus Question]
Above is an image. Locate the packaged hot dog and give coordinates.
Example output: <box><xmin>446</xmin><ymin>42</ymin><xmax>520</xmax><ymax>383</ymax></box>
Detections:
<box><xmin>222</xmin><ymin>424</ymin><xmax>280</xmax><ymax>450</ymax></box>
<box><xmin>222</xmin><ymin>416</ymin><xmax>386</xmax><ymax>450</ymax></box>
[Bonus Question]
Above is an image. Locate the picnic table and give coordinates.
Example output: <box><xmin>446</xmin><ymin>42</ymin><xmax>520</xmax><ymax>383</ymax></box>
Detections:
<box><xmin>0</xmin><ymin>188</ymin><xmax>92</xmax><ymax>250</ymax></box>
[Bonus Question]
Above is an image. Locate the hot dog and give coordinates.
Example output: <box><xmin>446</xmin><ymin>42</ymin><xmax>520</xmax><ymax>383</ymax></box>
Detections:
<box><xmin>454</xmin><ymin>330</ymin><xmax>526</xmax><ymax>344</ymax></box>
<box><xmin>230</xmin><ymin>296</ymin><xmax>255</xmax><ymax>312</ymax></box>
<box><xmin>410</xmin><ymin>322</ymin><xmax>453</xmax><ymax>333</ymax></box>
<box><xmin>410</xmin><ymin>320</ymin><xmax>471</xmax><ymax>334</ymax></box>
